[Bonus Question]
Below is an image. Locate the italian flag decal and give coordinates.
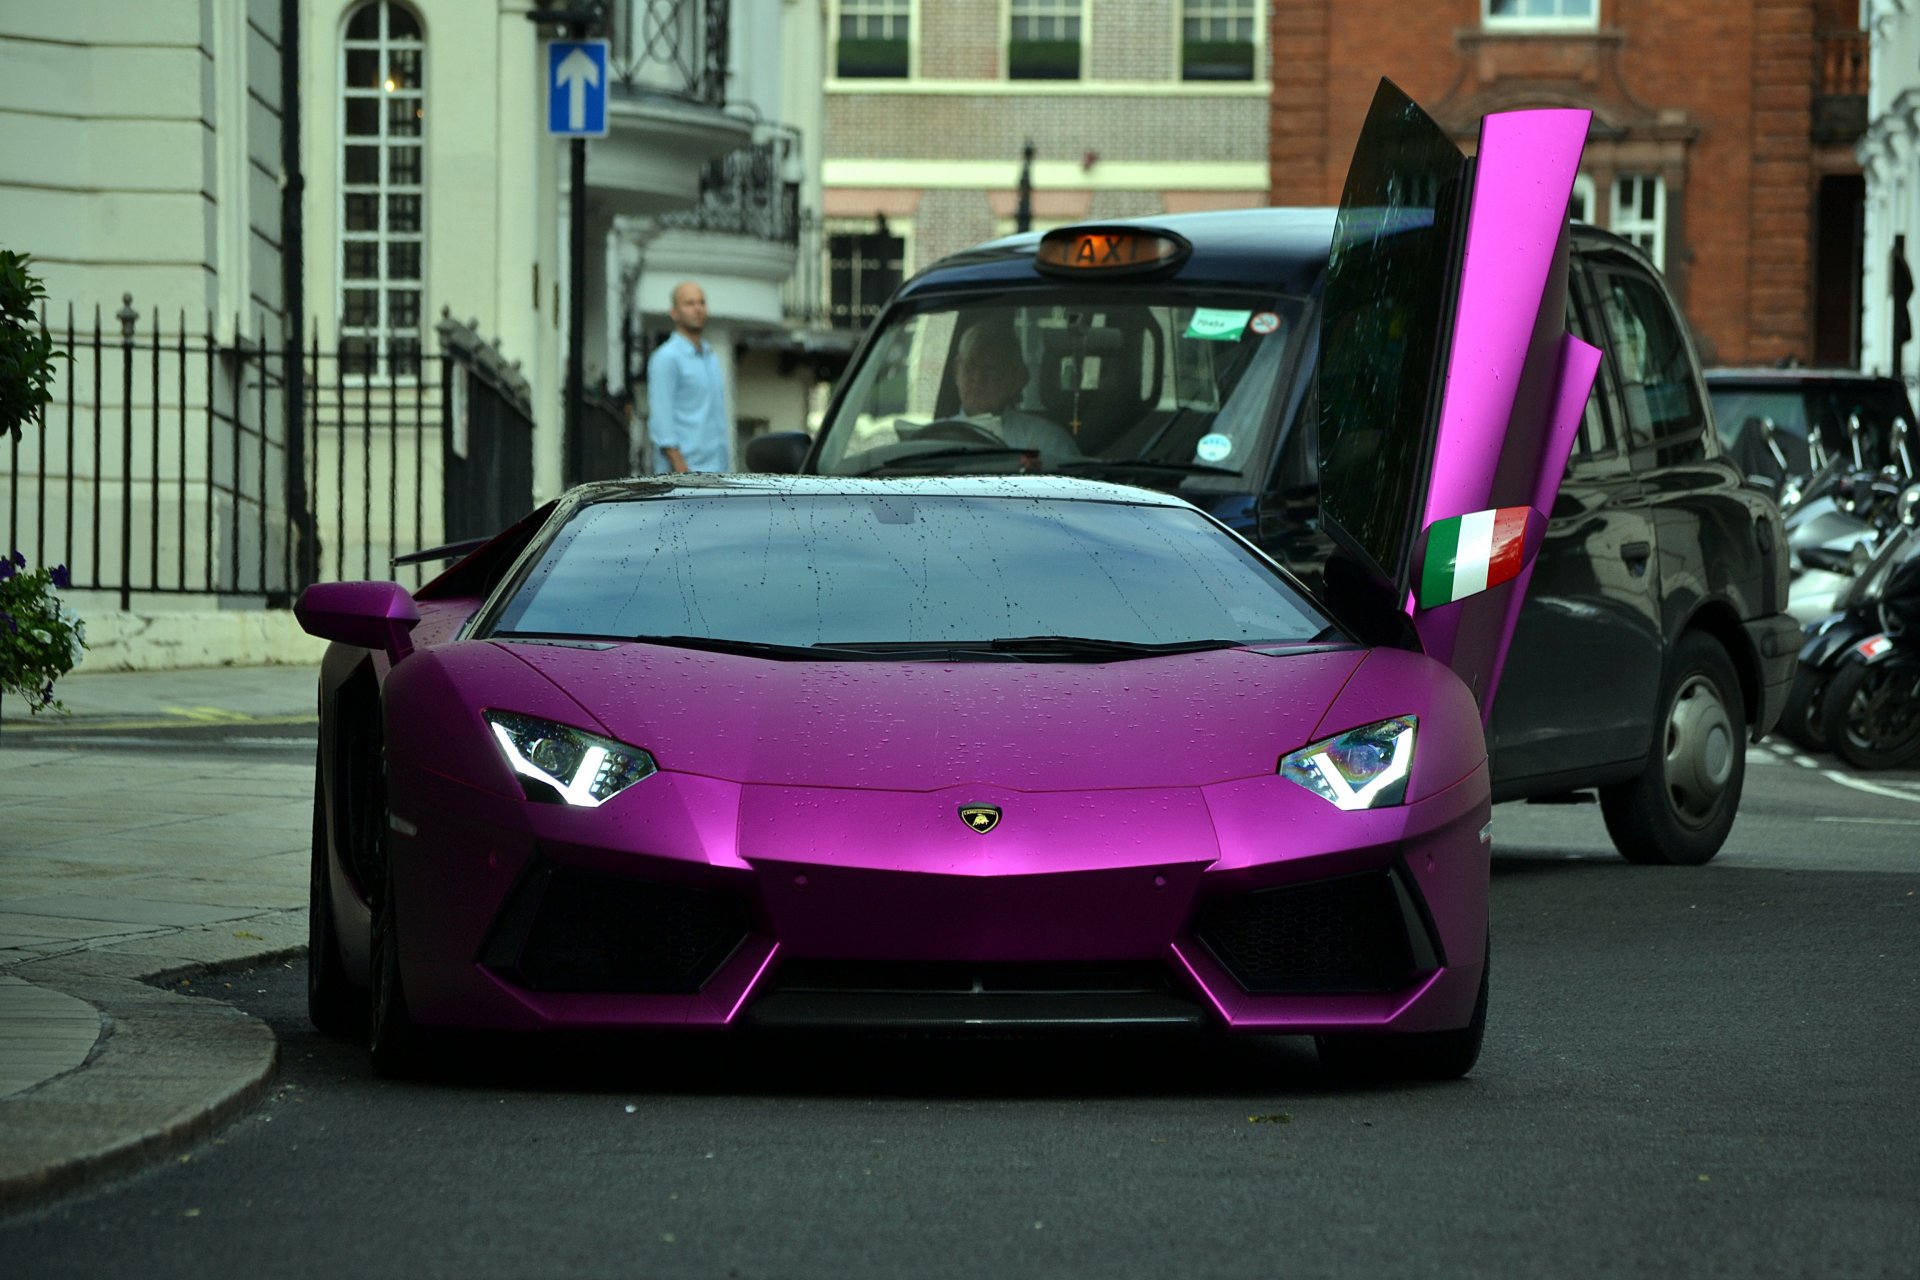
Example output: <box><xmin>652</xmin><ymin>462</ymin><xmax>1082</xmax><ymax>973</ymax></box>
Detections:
<box><xmin>1418</xmin><ymin>507</ymin><xmax>1532</xmax><ymax>610</ymax></box>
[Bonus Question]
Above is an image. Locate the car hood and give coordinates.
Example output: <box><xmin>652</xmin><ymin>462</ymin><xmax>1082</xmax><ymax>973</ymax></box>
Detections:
<box><xmin>497</xmin><ymin>639</ymin><xmax>1367</xmax><ymax>791</ymax></box>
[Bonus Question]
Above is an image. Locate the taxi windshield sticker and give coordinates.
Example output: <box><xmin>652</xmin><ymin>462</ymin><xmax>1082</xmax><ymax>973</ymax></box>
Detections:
<box><xmin>1184</xmin><ymin>309</ymin><xmax>1252</xmax><ymax>342</ymax></box>
<box><xmin>1195</xmin><ymin>432</ymin><xmax>1234</xmax><ymax>464</ymax></box>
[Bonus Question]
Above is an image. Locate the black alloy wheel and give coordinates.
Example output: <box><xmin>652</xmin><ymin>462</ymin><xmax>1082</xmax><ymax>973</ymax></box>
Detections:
<box><xmin>365</xmin><ymin>745</ymin><xmax>430</xmax><ymax>1078</ymax></box>
<box><xmin>307</xmin><ymin>751</ymin><xmax>361</xmax><ymax>1038</ymax></box>
<box><xmin>1600</xmin><ymin>631</ymin><xmax>1747</xmax><ymax>866</ymax></box>
<box><xmin>1314</xmin><ymin>941</ymin><xmax>1489</xmax><ymax>1081</ymax></box>
<box><xmin>1819</xmin><ymin>656</ymin><xmax>1920</xmax><ymax>770</ymax></box>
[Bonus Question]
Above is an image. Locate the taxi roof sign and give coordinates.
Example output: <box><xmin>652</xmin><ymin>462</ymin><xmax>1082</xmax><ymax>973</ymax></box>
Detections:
<box><xmin>1035</xmin><ymin>226</ymin><xmax>1190</xmax><ymax>277</ymax></box>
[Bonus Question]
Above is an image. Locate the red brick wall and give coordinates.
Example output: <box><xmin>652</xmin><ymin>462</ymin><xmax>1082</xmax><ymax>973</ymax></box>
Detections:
<box><xmin>1269</xmin><ymin>0</ymin><xmax>1825</xmax><ymax>365</ymax></box>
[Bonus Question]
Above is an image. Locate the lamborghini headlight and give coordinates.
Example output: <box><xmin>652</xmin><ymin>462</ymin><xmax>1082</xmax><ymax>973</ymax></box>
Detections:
<box><xmin>1279</xmin><ymin>716</ymin><xmax>1418</xmax><ymax>811</ymax></box>
<box><xmin>483</xmin><ymin>710</ymin><xmax>657</xmax><ymax>807</ymax></box>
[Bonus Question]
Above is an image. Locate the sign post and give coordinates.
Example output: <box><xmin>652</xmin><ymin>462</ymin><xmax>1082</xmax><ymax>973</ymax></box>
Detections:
<box><xmin>538</xmin><ymin>30</ymin><xmax>609</xmax><ymax>486</ymax></box>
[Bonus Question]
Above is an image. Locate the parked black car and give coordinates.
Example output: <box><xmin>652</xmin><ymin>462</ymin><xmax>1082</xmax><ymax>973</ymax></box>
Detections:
<box><xmin>751</xmin><ymin>210</ymin><xmax>1795</xmax><ymax>870</ymax></box>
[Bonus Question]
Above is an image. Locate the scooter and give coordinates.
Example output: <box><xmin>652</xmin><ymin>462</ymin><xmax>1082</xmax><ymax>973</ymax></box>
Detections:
<box><xmin>1773</xmin><ymin>420</ymin><xmax>1918</xmax><ymax>750</ymax></box>
<box><xmin>1807</xmin><ymin>482</ymin><xmax>1920</xmax><ymax>767</ymax></box>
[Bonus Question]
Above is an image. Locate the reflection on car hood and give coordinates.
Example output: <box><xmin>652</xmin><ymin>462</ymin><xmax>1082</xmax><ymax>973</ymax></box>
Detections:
<box><xmin>498</xmin><ymin>640</ymin><xmax>1368</xmax><ymax>790</ymax></box>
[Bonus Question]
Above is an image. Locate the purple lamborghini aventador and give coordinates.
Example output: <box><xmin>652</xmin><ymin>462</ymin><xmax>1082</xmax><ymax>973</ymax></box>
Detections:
<box><xmin>295</xmin><ymin>83</ymin><xmax>1597</xmax><ymax>1079</ymax></box>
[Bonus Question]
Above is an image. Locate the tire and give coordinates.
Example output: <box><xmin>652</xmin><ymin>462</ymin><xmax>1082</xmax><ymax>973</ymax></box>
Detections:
<box><xmin>365</xmin><ymin>747</ymin><xmax>430</xmax><ymax>1079</ymax></box>
<box><xmin>308</xmin><ymin>753</ymin><xmax>362</xmax><ymax>1039</ymax></box>
<box><xmin>1819</xmin><ymin>656</ymin><xmax>1920</xmax><ymax>770</ymax></box>
<box><xmin>1600</xmin><ymin>632</ymin><xmax>1747</xmax><ymax>866</ymax></box>
<box><xmin>1774</xmin><ymin>662</ymin><xmax>1833</xmax><ymax>754</ymax></box>
<box><xmin>1315</xmin><ymin>944</ymin><xmax>1489</xmax><ymax>1082</ymax></box>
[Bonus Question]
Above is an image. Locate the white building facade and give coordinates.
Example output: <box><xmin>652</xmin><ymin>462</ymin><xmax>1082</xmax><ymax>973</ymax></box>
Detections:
<box><xmin>1861</xmin><ymin>0</ymin><xmax>1920</xmax><ymax>382</ymax></box>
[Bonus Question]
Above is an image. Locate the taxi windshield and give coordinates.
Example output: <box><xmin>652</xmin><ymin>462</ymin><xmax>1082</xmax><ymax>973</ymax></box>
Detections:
<box><xmin>813</xmin><ymin>291</ymin><xmax>1312</xmax><ymax>492</ymax></box>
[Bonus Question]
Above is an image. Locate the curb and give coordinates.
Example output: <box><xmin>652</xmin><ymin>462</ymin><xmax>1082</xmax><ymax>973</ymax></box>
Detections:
<box><xmin>0</xmin><ymin>937</ymin><xmax>305</xmax><ymax>1215</ymax></box>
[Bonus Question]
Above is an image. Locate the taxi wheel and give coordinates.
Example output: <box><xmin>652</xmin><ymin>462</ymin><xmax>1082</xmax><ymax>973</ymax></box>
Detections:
<box><xmin>307</xmin><ymin>754</ymin><xmax>361</xmax><ymax>1039</ymax></box>
<box><xmin>1600</xmin><ymin>632</ymin><xmax>1746</xmax><ymax>866</ymax></box>
<box><xmin>1314</xmin><ymin>945</ymin><xmax>1488</xmax><ymax>1082</ymax></box>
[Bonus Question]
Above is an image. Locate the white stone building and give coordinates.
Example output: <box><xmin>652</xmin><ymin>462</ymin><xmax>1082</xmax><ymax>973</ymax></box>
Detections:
<box><xmin>1861</xmin><ymin>0</ymin><xmax>1920</xmax><ymax>382</ymax></box>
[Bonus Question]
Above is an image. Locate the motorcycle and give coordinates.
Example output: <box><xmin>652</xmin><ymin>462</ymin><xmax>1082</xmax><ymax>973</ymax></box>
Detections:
<box><xmin>1772</xmin><ymin>419</ymin><xmax>1918</xmax><ymax>750</ymax></box>
<box><xmin>1809</xmin><ymin>482</ymin><xmax>1920</xmax><ymax>768</ymax></box>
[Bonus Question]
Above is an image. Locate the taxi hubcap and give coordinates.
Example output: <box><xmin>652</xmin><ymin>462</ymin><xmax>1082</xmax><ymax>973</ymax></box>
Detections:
<box><xmin>1666</xmin><ymin>674</ymin><xmax>1733</xmax><ymax>827</ymax></box>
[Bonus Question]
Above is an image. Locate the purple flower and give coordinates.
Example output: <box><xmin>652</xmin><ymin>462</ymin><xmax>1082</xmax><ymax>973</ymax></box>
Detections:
<box><xmin>0</xmin><ymin>608</ymin><xmax>15</xmax><ymax>634</ymax></box>
<box><xmin>0</xmin><ymin>560</ymin><xmax>13</xmax><ymax>582</ymax></box>
<box><xmin>50</xmin><ymin>564</ymin><xmax>70</xmax><ymax>589</ymax></box>
<box><xmin>8</xmin><ymin>549</ymin><xmax>23</xmax><ymax>567</ymax></box>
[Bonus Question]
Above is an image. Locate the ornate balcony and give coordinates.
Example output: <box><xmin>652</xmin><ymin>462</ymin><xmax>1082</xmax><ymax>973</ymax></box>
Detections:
<box><xmin>589</xmin><ymin>0</ymin><xmax>751</xmax><ymax>216</ymax></box>
<box><xmin>656</xmin><ymin>132</ymin><xmax>802</xmax><ymax>245</ymax></box>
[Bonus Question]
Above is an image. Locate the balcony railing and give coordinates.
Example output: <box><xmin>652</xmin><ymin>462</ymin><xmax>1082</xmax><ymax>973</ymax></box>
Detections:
<box><xmin>609</xmin><ymin>0</ymin><xmax>729</xmax><ymax>108</ymax></box>
<box><xmin>656</xmin><ymin>133</ymin><xmax>802</xmax><ymax>244</ymax></box>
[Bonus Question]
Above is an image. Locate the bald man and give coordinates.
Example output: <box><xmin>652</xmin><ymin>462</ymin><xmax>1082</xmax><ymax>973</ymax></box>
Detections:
<box><xmin>648</xmin><ymin>281</ymin><xmax>731</xmax><ymax>473</ymax></box>
<box><xmin>952</xmin><ymin>323</ymin><xmax>1081</xmax><ymax>464</ymax></box>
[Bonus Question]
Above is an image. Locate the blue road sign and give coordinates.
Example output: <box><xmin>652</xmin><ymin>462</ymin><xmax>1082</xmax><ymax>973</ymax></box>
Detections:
<box><xmin>547</xmin><ymin>40</ymin><xmax>609</xmax><ymax>137</ymax></box>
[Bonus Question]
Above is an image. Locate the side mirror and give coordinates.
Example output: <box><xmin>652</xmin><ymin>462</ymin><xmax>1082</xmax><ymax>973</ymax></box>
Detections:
<box><xmin>1414</xmin><ymin>506</ymin><xmax>1546</xmax><ymax>610</ymax></box>
<box><xmin>744</xmin><ymin>431</ymin><xmax>812</xmax><ymax>474</ymax></box>
<box><xmin>295</xmin><ymin>581</ymin><xmax>421</xmax><ymax>663</ymax></box>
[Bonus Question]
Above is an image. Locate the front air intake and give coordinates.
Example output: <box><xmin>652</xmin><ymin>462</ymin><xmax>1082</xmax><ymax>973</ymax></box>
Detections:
<box><xmin>1193</xmin><ymin>868</ymin><xmax>1436</xmax><ymax>995</ymax></box>
<box><xmin>481</xmin><ymin>864</ymin><xmax>751</xmax><ymax>994</ymax></box>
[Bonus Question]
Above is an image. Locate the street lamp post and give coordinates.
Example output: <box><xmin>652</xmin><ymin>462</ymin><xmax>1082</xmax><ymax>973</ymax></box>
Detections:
<box><xmin>1015</xmin><ymin>140</ymin><xmax>1035</xmax><ymax>234</ymax></box>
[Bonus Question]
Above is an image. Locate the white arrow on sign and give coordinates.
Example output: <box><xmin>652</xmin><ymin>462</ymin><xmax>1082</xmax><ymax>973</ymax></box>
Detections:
<box><xmin>556</xmin><ymin>47</ymin><xmax>601</xmax><ymax>131</ymax></box>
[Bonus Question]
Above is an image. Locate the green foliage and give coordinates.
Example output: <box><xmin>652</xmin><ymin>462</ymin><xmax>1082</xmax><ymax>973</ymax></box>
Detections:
<box><xmin>1</xmin><ymin>249</ymin><xmax>61</xmax><ymax>445</ymax></box>
<box><xmin>0</xmin><ymin>552</ymin><xmax>86</xmax><ymax>715</ymax></box>
<box><xmin>1007</xmin><ymin>39</ymin><xmax>1080</xmax><ymax>81</ymax></box>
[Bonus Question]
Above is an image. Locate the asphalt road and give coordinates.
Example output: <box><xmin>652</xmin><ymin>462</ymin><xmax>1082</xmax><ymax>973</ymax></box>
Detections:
<box><xmin>2</xmin><ymin>742</ymin><xmax>1916</xmax><ymax>1279</ymax></box>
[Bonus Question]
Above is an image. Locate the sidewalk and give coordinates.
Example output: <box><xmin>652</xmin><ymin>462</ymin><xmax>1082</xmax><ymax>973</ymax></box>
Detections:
<box><xmin>0</xmin><ymin>665</ymin><xmax>318</xmax><ymax>1210</ymax></box>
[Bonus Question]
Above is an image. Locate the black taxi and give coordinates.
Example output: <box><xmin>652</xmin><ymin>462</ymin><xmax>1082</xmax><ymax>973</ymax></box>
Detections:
<box><xmin>749</xmin><ymin>116</ymin><xmax>1796</xmax><ymax>870</ymax></box>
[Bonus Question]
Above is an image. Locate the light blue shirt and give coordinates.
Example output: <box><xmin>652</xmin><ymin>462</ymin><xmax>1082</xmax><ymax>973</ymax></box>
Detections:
<box><xmin>648</xmin><ymin>333</ymin><xmax>731</xmax><ymax>472</ymax></box>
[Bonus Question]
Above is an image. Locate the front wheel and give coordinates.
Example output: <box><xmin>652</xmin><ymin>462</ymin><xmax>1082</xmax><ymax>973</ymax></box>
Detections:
<box><xmin>308</xmin><ymin>755</ymin><xmax>361</xmax><ymax>1038</ymax></box>
<box><xmin>1819</xmin><ymin>656</ymin><xmax>1920</xmax><ymax>770</ymax></box>
<box><xmin>1600</xmin><ymin>632</ymin><xmax>1747</xmax><ymax>866</ymax></box>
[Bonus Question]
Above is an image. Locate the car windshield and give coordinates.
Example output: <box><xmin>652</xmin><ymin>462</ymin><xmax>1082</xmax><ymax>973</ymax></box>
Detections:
<box><xmin>484</xmin><ymin>490</ymin><xmax>1332</xmax><ymax>656</ymax></box>
<box><xmin>812</xmin><ymin>290</ymin><xmax>1313</xmax><ymax>493</ymax></box>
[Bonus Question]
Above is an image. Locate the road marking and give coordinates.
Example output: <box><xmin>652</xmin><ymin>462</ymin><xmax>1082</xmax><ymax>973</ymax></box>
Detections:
<box><xmin>1820</xmin><ymin>771</ymin><xmax>1920</xmax><ymax>805</ymax></box>
<box><xmin>1760</xmin><ymin>740</ymin><xmax>1920</xmax><ymax>805</ymax></box>
<box><xmin>164</xmin><ymin>705</ymin><xmax>260</xmax><ymax>723</ymax></box>
<box><xmin>1814</xmin><ymin>815</ymin><xmax>1920</xmax><ymax>825</ymax></box>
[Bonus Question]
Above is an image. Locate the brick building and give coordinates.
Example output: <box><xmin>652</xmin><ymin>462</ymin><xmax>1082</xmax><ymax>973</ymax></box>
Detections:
<box><xmin>822</xmin><ymin>0</ymin><xmax>1270</xmax><ymax>333</ymax></box>
<box><xmin>1269</xmin><ymin>0</ymin><xmax>1867</xmax><ymax>368</ymax></box>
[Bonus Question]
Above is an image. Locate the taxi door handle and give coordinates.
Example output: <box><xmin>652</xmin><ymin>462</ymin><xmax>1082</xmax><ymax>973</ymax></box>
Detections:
<box><xmin>1620</xmin><ymin>540</ymin><xmax>1651</xmax><ymax>577</ymax></box>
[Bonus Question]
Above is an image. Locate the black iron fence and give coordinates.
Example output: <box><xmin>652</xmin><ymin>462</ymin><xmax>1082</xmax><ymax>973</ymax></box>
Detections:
<box><xmin>609</xmin><ymin>0</ymin><xmax>729</xmax><ymax>107</ymax></box>
<box><xmin>4</xmin><ymin>300</ymin><xmax>535</xmax><ymax>603</ymax></box>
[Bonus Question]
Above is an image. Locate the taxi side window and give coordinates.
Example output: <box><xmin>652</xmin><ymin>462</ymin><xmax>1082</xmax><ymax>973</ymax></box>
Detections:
<box><xmin>1593</xmin><ymin>259</ymin><xmax>1708</xmax><ymax>468</ymax></box>
<box><xmin>1563</xmin><ymin>288</ymin><xmax>1616</xmax><ymax>468</ymax></box>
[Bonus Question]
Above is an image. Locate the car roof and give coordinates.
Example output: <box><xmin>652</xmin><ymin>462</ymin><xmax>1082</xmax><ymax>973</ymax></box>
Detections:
<box><xmin>895</xmin><ymin>208</ymin><xmax>1645</xmax><ymax>301</ymax></box>
<box><xmin>561</xmin><ymin>472</ymin><xmax>1200</xmax><ymax>511</ymax></box>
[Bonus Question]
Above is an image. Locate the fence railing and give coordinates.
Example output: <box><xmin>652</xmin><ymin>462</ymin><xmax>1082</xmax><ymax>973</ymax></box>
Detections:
<box><xmin>657</xmin><ymin>132</ymin><xmax>802</xmax><ymax>245</ymax></box>
<box><xmin>4</xmin><ymin>300</ymin><xmax>536</xmax><ymax>604</ymax></box>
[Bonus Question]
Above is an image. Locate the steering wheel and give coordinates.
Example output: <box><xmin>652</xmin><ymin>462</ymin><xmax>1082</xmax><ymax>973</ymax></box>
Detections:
<box><xmin>907</xmin><ymin>418</ymin><xmax>1005</xmax><ymax>447</ymax></box>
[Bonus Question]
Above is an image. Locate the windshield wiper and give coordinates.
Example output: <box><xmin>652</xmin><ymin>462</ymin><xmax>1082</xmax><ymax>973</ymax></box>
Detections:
<box><xmin>629</xmin><ymin>634</ymin><xmax>886</xmax><ymax>661</ymax></box>
<box><xmin>1054</xmin><ymin>459</ymin><xmax>1241</xmax><ymax>478</ymax></box>
<box><xmin>854</xmin><ymin>447</ymin><xmax>1034</xmax><ymax>476</ymax></box>
<box><xmin>817</xmin><ymin>635</ymin><xmax>1250</xmax><ymax>661</ymax></box>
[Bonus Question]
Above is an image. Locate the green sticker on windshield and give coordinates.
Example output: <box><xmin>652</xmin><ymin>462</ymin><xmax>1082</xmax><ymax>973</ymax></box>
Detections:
<box><xmin>1184</xmin><ymin>309</ymin><xmax>1252</xmax><ymax>342</ymax></box>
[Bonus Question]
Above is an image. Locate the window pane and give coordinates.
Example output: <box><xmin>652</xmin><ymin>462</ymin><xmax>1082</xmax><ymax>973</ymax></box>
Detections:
<box><xmin>345</xmin><ymin>145</ymin><xmax>380</xmax><ymax>183</ymax></box>
<box><xmin>345</xmin><ymin>97</ymin><xmax>380</xmax><ymax>136</ymax></box>
<box><xmin>388</xmin><ymin>241</ymin><xmax>421</xmax><ymax>280</ymax></box>
<box><xmin>345</xmin><ymin>3</ymin><xmax>380</xmax><ymax>39</ymax></box>
<box><xmin>343</xmin><ymin>289</ymin><xmax>379</xmax><ymax>327</ymax></box>
<box><xmin>389</xmin><ymin>146</ymin><xmax>421</xmax><ymax>184</ymax></box>
<box><xmin>388</xmin><ymin>338</ymin><xmax>422</xmax><ymax>379</ymax></box>
<box><xmin>346</xmin><ymin>48</ymin><xmax>381</xmax><ymax>88</ymax></box>
<box><xmin>387</xmin><ymin>193</ymin><xmax>421</xmax><ymax>232</ymax></box>
<box><xmin>345</xmin><ymin>192</ymin><xmax>379</xmax><ymax>231</ymax></box>
<box><xmin>387</xmin><ymin>47</ymin><xmax>421</xmax><ymax>90</ymax></box>
<box><xmin>340</xmin><ymin>335</ymin><xmax>376</xmax><ymax>376</ymax></box>
<box><xmin>387</xmin><ymin>5</ymin><xmax>421</xmax><ymax>40</ymax></box>
<box><xmin>389</xmin><ymin>289</ymin><xmax>421</xmax><ymax>329</ymax></box>
<box><xmin>344</xmin><ymin>241</ymin><xmax>379</xmax><ymax>280</ymax></box>
<box><xmin>387</xmin><ymin>96</ymin><xmax>422</xmax><ymax>137</ymax></box>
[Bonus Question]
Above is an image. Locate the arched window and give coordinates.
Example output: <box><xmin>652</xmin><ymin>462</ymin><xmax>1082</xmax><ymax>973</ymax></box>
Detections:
<box><xmin>341</xmin><ymin>2</ymin><xmax>424</xmax><ymax>377</ymax></box>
